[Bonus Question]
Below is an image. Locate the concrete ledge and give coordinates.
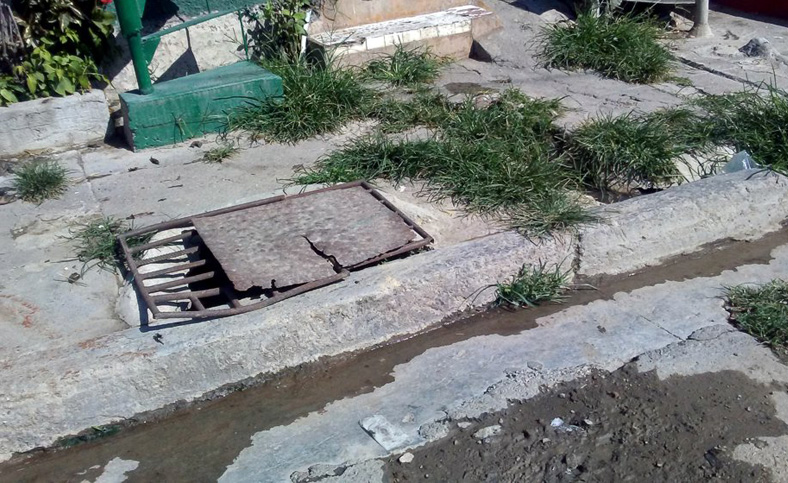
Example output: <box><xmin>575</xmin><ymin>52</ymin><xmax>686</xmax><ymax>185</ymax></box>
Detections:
<box><xmin>579</xmin><ymin>170</ymin><xmax>788</xmax><ymax>277</ymax></box>
<box><xmin>0</xmin><ymin>90</ymin><xmax>108</xmax><ymax>157</ymax></box>
<box><xmin>0</xmin><ymin>231</ymin><xmax>574</xmax><ymax>461</ymax></box>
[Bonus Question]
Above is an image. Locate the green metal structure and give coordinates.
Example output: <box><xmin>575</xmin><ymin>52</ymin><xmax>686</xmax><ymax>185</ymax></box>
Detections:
<box><xmin>114</xmin><ymin>0</ymin><xmax>282</xmax><ymax>150</ymax></box>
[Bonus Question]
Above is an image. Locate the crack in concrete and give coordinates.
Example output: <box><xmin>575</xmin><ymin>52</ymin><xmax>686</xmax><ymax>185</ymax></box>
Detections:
<box><xmin>638</xmin><ymin>314</ymin><xmax>684</xmax><ymax>341</ymax></box>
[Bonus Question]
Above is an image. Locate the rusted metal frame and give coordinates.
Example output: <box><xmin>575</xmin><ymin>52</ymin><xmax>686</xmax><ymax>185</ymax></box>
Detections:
<box><xmin>152</xmin><ymin>270</ymin><xmax>350</xmax><ymax>319</ymax></box>
<box><xmin>117</xmin><ymin>180</ymin><xmax>432</xmax><ymax>321</ymax></box>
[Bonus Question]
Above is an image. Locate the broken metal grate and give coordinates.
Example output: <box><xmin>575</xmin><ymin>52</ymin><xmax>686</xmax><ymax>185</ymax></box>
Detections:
<box><xmin>118</xmin><ymin>182</ymin><xmax>433</xmax><ymax>321</ymax></box>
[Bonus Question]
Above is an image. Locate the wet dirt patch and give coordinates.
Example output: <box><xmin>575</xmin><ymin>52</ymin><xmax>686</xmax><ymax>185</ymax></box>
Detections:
<box><xmin>386</xmin><ymin>366</ymin><xmax>788</xmax><ymax>482</ymax></box>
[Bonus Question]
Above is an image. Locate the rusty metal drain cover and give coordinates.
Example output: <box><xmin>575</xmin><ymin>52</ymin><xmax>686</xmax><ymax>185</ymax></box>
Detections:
<box><xmin>118</xmin><ymin>182</ymin><xmax>432</xmax><ymax>322</ymax></box>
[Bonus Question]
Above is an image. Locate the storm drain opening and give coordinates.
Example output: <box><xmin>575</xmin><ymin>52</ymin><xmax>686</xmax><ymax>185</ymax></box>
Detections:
<box><xmin>118</xmin><ymin>182</ymin><xmax>433</xmax><ymax>323</ymax></box>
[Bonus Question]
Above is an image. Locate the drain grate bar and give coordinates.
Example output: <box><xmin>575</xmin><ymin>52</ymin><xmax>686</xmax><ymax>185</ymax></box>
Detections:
<box><xmin>129</xmin><ymin>231</ymin><xmax>194</xmax><ymax>254</ymax></box>
<box><xmin>146</xmin><ymin>272</ymin><xmax>216</xmax><ymax>293</ymax></box>
<box><xmin>136</xmin><ymin>246</ymin><xmax>200</xmax><ymax>266</ymax></box>
<box><xmin>138</xmin><ymin>260</ymin><xmax>208</xmax><ymax>280</ymax></box>
<box><xmin>118</xmin><ymin>181</ymin><xmax>433</xmax><ymax>322</ymax></box>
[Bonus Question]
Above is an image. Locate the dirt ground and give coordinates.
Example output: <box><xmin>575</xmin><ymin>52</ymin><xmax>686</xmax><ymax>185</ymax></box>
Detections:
<box><xmin>385</xmin><ymin>365</ymin><xmax>788</xmax><ymax>482</ymax></box>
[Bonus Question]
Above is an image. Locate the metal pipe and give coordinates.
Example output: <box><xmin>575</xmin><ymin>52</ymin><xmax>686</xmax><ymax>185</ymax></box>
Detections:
<box><xmin>690</xmin><ymin>0</ymin><xmax>712</xmax><ymax>38</ymax></box>
<box><xmin>113</xmin><ymin>0</ymin><xmax>154</xmax><ymax>94</ymax></box>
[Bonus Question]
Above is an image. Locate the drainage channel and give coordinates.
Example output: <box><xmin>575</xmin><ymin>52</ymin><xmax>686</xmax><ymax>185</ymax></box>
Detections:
<box><xmin>2</xmin><ymin>228</ymin><xmax>786</xmax><ymax>483</ymax></box>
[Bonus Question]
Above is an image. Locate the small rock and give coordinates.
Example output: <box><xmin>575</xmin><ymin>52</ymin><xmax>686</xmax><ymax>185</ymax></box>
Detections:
<box><xmin>190</xmin><ymin>140</ymin><xmax>203</xmax><ymax>148</ymax></box>
<box><xmin>473</xmin><ymin>425</ymin><xmax>502</xmax><ymax>439</ymax></box>
<box><xmin>498</xmin><ymin>418</ymin><xmax>504</xmax><ymax>425</ymax></box>
<box><xmin>583</xmin><ymin>419</ymin><xmax>594</xmax><ymax>426</ymax></box>
<box><xmin>399</xmin><ymin>452</ymin><xmax>415</xmax><ymax>464</ymax></box>
<box><xmin>655</xmin><ymin>462</ymin><xmax>664</xmax><ymax>468</ymax></box>
<box><xmin>401</xmin><ymin>413</ymin><xmax>415</xmax><ymax>423</ymax></box>
<box><xmin>526</xmin><ymin>361</ymin><xmax>544</xmax><ymax>371</ymax></box>
<box><xmin>540</xmin><ymin>9</ymin><xmax>569</xmax><ymax>24</ymax></box>
<box><xmin>149</xmin><ymin>157</ymin><xmax>160</xmax><ymax>165</ymax></box>
<box><xmin>754</xmin><ymin>439</ymin><xmax>769</xmax><ymax>449</ymax></box>
<box><xmin>740</xmin><ymin>38</ymin><xmax>776</xmax><ymax>58</ymax></box>
<box><xmin>457</xmin><ymin>422</ymin><xmax>472</xmax><ymax>429</ymax></box>
<box><xmin>550</xmin><ymin>418</ymin><xmax>564</xmax><ymax>428</ymax></box>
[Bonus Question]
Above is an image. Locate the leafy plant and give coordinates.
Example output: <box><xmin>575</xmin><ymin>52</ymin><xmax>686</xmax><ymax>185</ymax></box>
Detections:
<box><xmin>0</xmin><ymin>75</ymin><xmax>26</xmax><ymax>106</ymax></box>
<box><xmin>363</xmin><ymin>45</ymin><xmax>444</xmax><ymax>87</ymax></box>
<box><xmin>243</xmin><ymin>0</ymin><xmax>311</xmax><ymax>61</ymax></box>
<box><xmin>726</xmin><ymin>280</ymin><xmax>788</xmax><ymax>350</ymax></box>
<box><xmin>12</xmin><ymin>159</ymin><xmax>69</xmax><ymax>203</ymax></box>
<box><xmin>495</xmin><ymin>262</ymin><xmax>570</xmax><ymax>307</ymax></box>
<box><xmin>11</xmin><ymin>0</ymin><xmax>116</xmax><ymax>62</ymax></box>
<box><xmin>14</xmin><ymin>42</ymin><xmax>104</xmax><ymax>98</ymax></box>
<box><xmin>538</xmin><ymin>11</ymin><xmax>673</xmax><ymax>84</ymax></box>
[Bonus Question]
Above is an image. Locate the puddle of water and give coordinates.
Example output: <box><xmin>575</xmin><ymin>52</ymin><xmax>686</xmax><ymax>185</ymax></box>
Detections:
<box><xmin>1</xmin><ymin>228</ymin><xmax>786</xmax><ymax>482</ymax></box>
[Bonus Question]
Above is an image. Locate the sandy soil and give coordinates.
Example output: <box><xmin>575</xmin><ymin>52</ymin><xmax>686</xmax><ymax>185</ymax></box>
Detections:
<box><xmin>386</xmin><ymin>365</ymin><xmax>788</xmax><ymax>482</ymax></box>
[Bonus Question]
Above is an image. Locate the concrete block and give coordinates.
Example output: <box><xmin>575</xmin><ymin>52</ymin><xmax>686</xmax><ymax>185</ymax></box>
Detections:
<box><xmin>0</xmin><ymin>90</ymin><xmax>108</xmax><ymax>157</ymax></box>
<box><xmin>579</xmin><ymin>171</ymin><xmax>788</xmax><ymax>277</ymax></box>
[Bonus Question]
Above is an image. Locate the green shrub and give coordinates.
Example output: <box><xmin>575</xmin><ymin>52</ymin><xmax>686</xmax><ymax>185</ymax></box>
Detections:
<box><xmin>538</xmin><ymin>12</ymin><xmax>673</xmax><ymax>83</ymax></box>
<box><xmin>243</xmin><ymin>0</ymin><xmax>310</xmax><ymax>61</ymax></box>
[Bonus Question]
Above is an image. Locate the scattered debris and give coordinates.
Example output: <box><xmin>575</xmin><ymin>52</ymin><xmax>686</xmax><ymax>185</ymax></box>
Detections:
<box><xmin>472</xmin><ymin>425</ymin><xmax>501</xmax><ymax>439</ymax></box>
<box><xmin>398</xmin><ymin>453</ymin><xmax>414</xmax><ymax>464</ymax></box>
<box><xmin>457</xmin><ymin>422</ymin><xmax>472</xmax><ymax>430</ymax></box>
<box><xmin>149</xmin><ymin>157</ymin><xmax>160</xmax><ymax>165</ymax></box>
<box><xmin>360</xmin><ymin>415</ymin><xmax>412</xmax><ymax>451</ymax></box>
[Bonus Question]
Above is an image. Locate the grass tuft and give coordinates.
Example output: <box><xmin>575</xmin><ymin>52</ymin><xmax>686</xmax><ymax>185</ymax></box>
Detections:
<box><xmin>567</xmin><ymin>110</ymin><xmax>694</xmax><ymax>192</ymax></box>
<box><xmin>226</xmin><ymin>58</ymin><xmax>373</xmax><ymax>143</ymax></box>
<box><xmin>203</xmin><ymin>144</ymin><xmax>239</xmax><ymax>163</ymax></box>
<box><xmin>726</xmin><ymin>280</ymin><xmax>788</xmax><ymax>350</ymax></box>
<box><xmin>693</xmin><ymin>85</ymin><xmax>788</xmax><ymax>174</ymax></box>
<box><xmin>495</xmin><ymin>262</ymin><xmax>570</xmax><ymax>307</ymax></box>
<box><xmin>294</xmin><ymin>89</ymin><xmax>593</xmax><ymax>235</ymax></box>
<box><xmin>538</xmin><ymin>12</ymin><xmax>673</xmax><ymax>84</ymax></box>
<box><xmin>363</xmin><ymin>45</ymin><xmax>443</xmax><ymax>86</ymax></box>
<box><xmin>12</xmin><ymin>159</ymin><xmax>68</xmax><ymax>203</ymax></box>
<box><xmin>72</xmin><ymin>217</ymin><xmax>152</xmax><ymax>271</ymax></box>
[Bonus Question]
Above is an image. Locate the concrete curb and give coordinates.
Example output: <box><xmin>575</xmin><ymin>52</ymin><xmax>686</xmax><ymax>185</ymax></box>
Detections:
<box><xmin>0</xmin><ymin>90</ymin><xmax>109</xmax><ymax>158</ymax></box>
<box><xmin>580</xmin><ymin>170</ymin><xmax>788</xmax><ymax>277</ymax></box>
<box><xmin>0</xmin><ymin>170</ymin><xmax>787</xmax><ymax>461</ymax></box>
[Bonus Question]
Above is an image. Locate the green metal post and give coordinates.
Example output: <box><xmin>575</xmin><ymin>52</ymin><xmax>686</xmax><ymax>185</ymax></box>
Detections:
<box><xmin>114</xmin><ymin>0</ymin><xmax>154</xmax><ymax>94</ymax></box>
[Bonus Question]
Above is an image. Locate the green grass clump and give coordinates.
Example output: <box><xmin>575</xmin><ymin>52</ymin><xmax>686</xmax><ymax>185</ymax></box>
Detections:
<box><xmin>726</xmin><ymin>280</ymin><xmax>788</xmax><ymax>350</ymax></box>
<box><xmin>538</xmin><ymin>12</ymin><xmax>673</xmax><ymax>83</ymax></box>
<box><xmin>12</xmin><ymin>159</ymin><xmax>68</xmax><ymax>203</ymax></box>
<box><xmin>495</xmin><ymin>262</ymin><xmax>570</xmax><ymax>307</ymax></box>
<box><xmin>363</xmin><ymin>45</ymin><xmax>443</xmax><ymax>86</ymax></box>
<box><xmin>693</xmin><ymin>85</ymin><xmax>788</xmax><ymax>173</ymax></box>
<box><xmin>203</xmin><ymin>144</ymin><xmax>239</xmax><ymax>163</ymax></box>
<box><xmin>567</xmin><ymin>110</ymin><xmax>698</xmax><ymax>192</ymax></box>
<box><xmin>295</xmin><ymin>89</ymin><xmax>595</xmax><ymax>235</ymax></box>
<box><xmin>73</xmin><ymin>217</ymin><xmax>152</xmax><ymax>271</ymax></box>
<box><xmin>226</xmin><ymin>58</ymin><xmax>373</xmax><ymax>143</ymax></box>
<box><xmin>366</xmin><ymin>89</ymin><xmax>455</xmax><ymax>133</ymax></box>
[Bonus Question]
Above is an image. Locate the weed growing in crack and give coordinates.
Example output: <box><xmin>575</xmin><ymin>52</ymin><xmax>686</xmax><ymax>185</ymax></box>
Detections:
<box><xmin>72</xmin><ymin>217</ymin><xmax>152</xmax><ymax>272</ymax></box>
<box><xmin>726</xmin><ymin>280</ymin><xmax>788</xmax><ymax>351</ymax></box>
<box><xmin>495</xmin><ymin>262</ymin><xmax>570</xmax><ymax>308</ymax></box>
<box><xmin>538</xmin><ymin>11</ymin><xmax>673</xmax><ymax>84</ymax></box>
<box><xmin>12</xmin><ymin>159</ymin><xmax>68</xmax><ymax>203</ymax></box>
<box><xmin>363</xmin><ymin>45</ymin><xmax>444</xmax><ymax>87</ymax></box>
<box><xmin>294</xmin><ymin>89</ymin><xmax>594</xmax><ymax>235</ymax></box>
<box><xmin>226</xmin><ymin>58</ymin><xmax>374</xmax><ymax>144</ymax></box>
<box><xmin>203</xmin><ymin>144</ymin><xmax>239</xmax><ymax>163</ymax></box>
